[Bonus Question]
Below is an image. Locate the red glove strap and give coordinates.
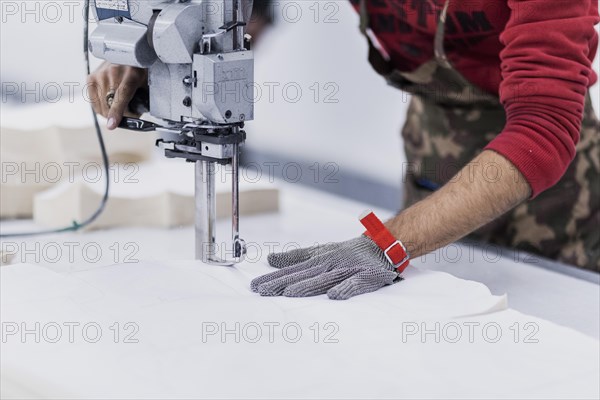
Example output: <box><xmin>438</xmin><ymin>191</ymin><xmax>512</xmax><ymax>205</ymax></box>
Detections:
<box><xmin>359</xmin><ymin>211</ymin><xmax>410</xmax><ymax>273</ymax></box>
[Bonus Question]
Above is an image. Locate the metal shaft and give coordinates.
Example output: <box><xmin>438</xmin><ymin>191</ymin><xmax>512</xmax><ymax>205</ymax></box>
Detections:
<box><xmin>231</xmin><ymin>143</ymin><xmax>241</xmax><ymax>257</ymax></box>
<box><xmin>234</xmin><ymin>0</ymin><xmax>244</xmax><ymax>50</ymax></box>
<box><xmin>195</xmin><ymin>160</ymin><xmax>216</xmax><ymax>261</ymax></box>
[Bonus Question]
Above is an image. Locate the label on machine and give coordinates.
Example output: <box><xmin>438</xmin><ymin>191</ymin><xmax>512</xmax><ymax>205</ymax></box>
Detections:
<box><xmin>94</xmin><ymin>0</ymin><xmax>132</xmax><ymax>20</ymax></box>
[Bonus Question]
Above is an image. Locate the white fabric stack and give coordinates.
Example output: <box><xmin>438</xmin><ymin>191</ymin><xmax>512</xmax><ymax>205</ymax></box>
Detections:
<box><xmin>2</xmin><ymin>254</ymin><xmax>598</xmax><ymax>399</ymax></box>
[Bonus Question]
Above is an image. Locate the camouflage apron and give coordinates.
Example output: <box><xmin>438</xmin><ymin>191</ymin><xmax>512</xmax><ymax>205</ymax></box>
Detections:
<box><xmin>359</xmin><ymin>0</ymin><xmax>600</xmax><ymax>271</ymax></box>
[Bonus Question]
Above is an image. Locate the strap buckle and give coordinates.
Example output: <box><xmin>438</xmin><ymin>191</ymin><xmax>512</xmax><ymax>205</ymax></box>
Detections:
<box><xmin>384</xmin><ymin>241</ymin><xmax>409</xmax><ymax>269</ymax></box>
<box><xmin>359</xmin><ymin>210</ymin><xmax>410</xmax><ymax>273</ymax></box>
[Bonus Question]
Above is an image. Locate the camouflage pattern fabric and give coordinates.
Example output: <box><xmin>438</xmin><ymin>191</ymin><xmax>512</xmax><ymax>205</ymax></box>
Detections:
<box><xmin>359</xmin><ymin>0</ymin><xmax>600</xmax><ymax>270</ymax></box>
<box><xmin>401</xmin><ymin>93</ymin><xmax>600</xmax><ymax>271</ymax></box>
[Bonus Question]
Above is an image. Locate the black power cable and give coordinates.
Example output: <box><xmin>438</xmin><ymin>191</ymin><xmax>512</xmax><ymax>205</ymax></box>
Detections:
<box><xmin>0</xmin><ymin>0</ymin><xmax>110</xmax><ymax>238</ymax></box>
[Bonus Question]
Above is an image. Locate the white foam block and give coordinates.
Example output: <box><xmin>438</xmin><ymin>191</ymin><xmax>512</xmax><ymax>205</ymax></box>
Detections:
<box><xmin>32</xmin><ymin>160</ymin><xmax>279</xmax><ymax>230</ymax></box>
<box><xmin>1</xmin><ymin>100</ymin><xmax>157</xmax><ymax>218</ymax></box>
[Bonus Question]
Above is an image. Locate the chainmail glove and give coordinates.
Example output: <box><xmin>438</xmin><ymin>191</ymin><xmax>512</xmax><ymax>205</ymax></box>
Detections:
<box><xmin>251</xmin><ymin>236</ymin><xmax>402</xmax><ymax>300</ymax></box>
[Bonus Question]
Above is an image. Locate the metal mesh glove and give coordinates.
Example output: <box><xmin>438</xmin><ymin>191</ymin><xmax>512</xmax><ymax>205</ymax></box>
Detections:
<box><xmin>251</xmin><ymin>236</ymin><xmax>401</xmax><ymax>300</ymax></box>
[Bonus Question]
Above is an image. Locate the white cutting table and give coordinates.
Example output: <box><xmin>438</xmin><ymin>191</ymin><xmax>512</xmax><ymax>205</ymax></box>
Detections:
<box><xmin>1</xmin><ymin>166</ymin><xmax>599</xmax><ymax>399</ymax></box>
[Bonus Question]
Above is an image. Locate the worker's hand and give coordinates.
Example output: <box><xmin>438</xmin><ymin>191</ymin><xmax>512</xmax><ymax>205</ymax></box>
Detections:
<box><xmin>251</xmin><ymin>236</ymin><xmax>401</xmax><ymax>300</ymax></box>
<box><xmin>86</xmin><ymin>62</ymin><xmax>148</xmax><ymax>130</ymax></box>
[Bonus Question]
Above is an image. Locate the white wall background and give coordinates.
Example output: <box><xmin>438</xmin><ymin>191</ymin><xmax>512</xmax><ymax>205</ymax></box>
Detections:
<box><xmin>246</xmin><ymin>1</ymin><xmax>408</xmax><ymax>187</ymax></box>
<box><xmin>1</xmin><ymin>1</ymin><xmax>598</xmax><ymax>188</ymax></box>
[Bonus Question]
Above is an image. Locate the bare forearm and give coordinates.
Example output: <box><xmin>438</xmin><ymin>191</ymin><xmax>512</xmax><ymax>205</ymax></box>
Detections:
<box><xmin>386</xmin><ymin>150</ymin><xmax>531</xmax><ymax>258</ymax></box>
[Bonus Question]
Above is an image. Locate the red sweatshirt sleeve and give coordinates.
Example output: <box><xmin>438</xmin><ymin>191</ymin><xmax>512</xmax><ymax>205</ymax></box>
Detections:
<box><xmin>485</xmin><ymin>0</ymin><xmax>599</xmax><ymax>198</ymax></box>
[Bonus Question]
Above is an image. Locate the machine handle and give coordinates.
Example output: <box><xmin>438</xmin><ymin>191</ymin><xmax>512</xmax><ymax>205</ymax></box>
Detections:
<box><xmin>118</xmin><ymin>117</ymin><xmax>159</xmax><ymax>132</ymax></box>
<box><xmin>128</xmin><ymin>87</ymin><xmax>150</xmax><ymax>115</ymax></box>
<box><xmin>114</xmin><ymin>87</ymin><xmax>158</xmax><ymax>132</ymax></box>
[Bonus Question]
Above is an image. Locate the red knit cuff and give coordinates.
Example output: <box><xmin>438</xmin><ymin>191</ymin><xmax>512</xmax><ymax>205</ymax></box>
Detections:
<box><xmin>485</xmin><ymin>132</ymin><xmax>570</xmax><ymax>199</ymax></box>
